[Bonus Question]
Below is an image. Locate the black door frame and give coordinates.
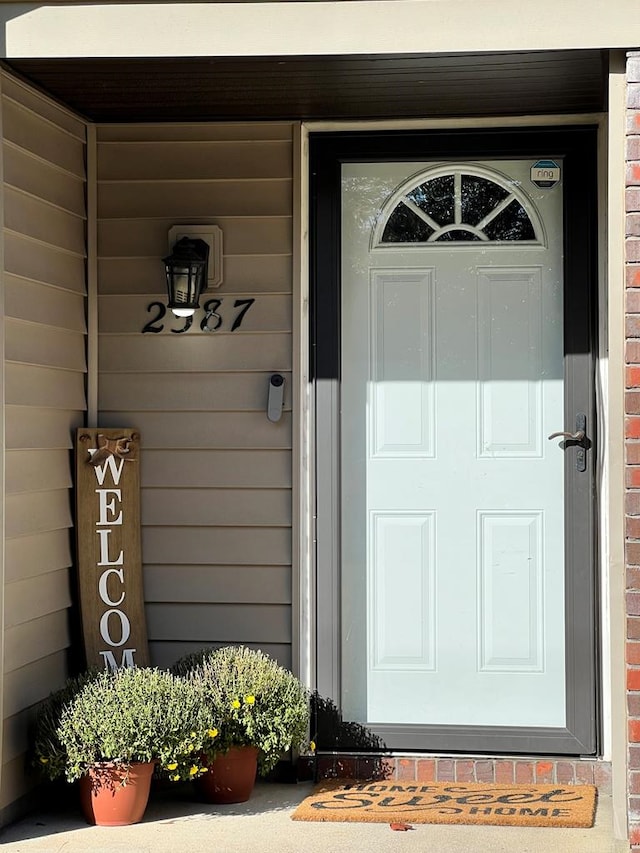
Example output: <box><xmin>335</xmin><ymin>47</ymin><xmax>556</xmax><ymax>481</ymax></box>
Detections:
<box><xmin>310</xmin><ymin>126</ymin><xmax>599</xmax><ymax>755</ymax></box>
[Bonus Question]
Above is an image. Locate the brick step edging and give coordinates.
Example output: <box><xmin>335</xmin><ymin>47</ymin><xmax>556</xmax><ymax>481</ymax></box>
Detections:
<box><xmin>302</xmin><ymin>755</ymin><xmax>612</xmax><ymax>794</ymax></box>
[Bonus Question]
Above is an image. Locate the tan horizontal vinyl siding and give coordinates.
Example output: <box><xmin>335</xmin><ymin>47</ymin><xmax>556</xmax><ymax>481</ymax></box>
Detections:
<box><xmin>5</xmin><ymin>529</ymin><xmax>75</xmax><ymax>585</ymax></box>
<box><xmin>5</xmin><ymin>448</ymin><xmax>73</xmax><ymax>494</ymax></box>
<box><xmin>100</xmin><ymin>369</ymin><xmax>292</xmax><ymax>411</ymax></box>
<box><xmin>141</xmin><ymin>449</ymin><xmax>291</xmax><ymax>488</ymax></box>
<box><xmin>97</xmin><ymin>122</ymin><xmax>294</xmax><ymax>670</ymax></box>
<box><xmin>151</xmin><ymin>642</ymin><xmax>292</xmax><ymax>671</ymax></box>
<box><xmin>99</xmin><ymin>334</ymin><xmax>292</xmax><ymax>373</ymax></box>
<box><xmin>97</xmin><ymin>139</ymin><xmax>292</xmax><ymax>181</ymax></box>
<box><xmin>1</xmin><ymin>72</ymin><xmax>87</xmax><ymax>817</ymax></box>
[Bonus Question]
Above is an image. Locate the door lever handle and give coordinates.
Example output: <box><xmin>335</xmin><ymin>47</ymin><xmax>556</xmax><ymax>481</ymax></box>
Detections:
<box><xmin>548</xmin><ymin>430</ymin><xmax>585</xmax><ymax>442</ymax></box>
<box><xmin>547</xmin><ymin>414</ymin><xmax>588</xmax><ymax>472</ymax></box>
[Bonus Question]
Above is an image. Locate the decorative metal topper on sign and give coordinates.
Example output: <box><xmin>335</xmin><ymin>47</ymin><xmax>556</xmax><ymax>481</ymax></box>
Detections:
<box><xmin>87</xmin><ymin>433</ymin><xmax>135</xmax><ymax>467</ymax></box>
<box><xmin>530</xmin><ymin>159</ymin><xmax>561</xmax><ymax>189</ymax></box>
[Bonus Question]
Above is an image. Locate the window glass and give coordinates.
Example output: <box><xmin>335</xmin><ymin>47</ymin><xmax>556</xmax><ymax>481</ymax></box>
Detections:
<box><xmin>461</xmin><ymin>175</ymin><xmax>509</xmax><ymax>226</ymax></box>
<box><xmin>382</xmin><ymin>202</ymin><xmax>435</xmax><ymax>242</ymax></box>
<box><xmin>483</xmin><ymin>200</ymin><xmax>536</xmax><ymax>241</ymax></box>
<box><xmin>406</xmin><ymin>175</ymin><xmax>455</xmax><ymax>226</ymax></box>
<box><xmin>435</xmin><ymin>229</ymin><xmax>482</xmax><ymax>242</ymax></box>
<box><xmin>379</xmin><ymin>172</ymin><xmax>537</xmax><ymax>245</ymax></box>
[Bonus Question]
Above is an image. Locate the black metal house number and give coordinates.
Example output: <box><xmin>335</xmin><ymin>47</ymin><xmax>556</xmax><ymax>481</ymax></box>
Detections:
<box><xmin>142</xmin><ymin>298</ymin><xmax>256</xmax><ymax>334</ymax></box>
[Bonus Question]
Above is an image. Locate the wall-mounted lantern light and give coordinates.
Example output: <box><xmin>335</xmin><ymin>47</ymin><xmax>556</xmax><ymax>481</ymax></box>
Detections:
<box><xmin>163</xmin><ymin>225</ymin><xmax>224</xmax><ymax>317</ymax></box>
<box><xmin>163</xmin><ymin>236</ymin><xmax>209</xmax><ymax>317</ymax></box>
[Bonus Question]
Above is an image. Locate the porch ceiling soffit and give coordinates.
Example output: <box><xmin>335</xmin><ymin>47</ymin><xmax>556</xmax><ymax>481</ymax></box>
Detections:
<box><xmin>0</xmin><ymin>1</ymin><xmax>638</xmax><ymax>57</ymax></box>
<box><xmin>3</xmin><ymin>51</ymin><xmax>606</xmax><ymax>123</ymax></box>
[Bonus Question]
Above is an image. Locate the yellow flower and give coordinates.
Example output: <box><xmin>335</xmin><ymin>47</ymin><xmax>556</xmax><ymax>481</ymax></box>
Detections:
<box><xmin>190</xmin><ymin>731</ymin><xmax>196</xmax><ymax>738</ymax></box>
<box><xmin>187</xmin><ymin>743</ymin><xmax>194</xmax><ymax>752</ymax></box>
<box><xmin>231</xmin><ymin>699</ymin><xmax>241</xmax><ymax>709</ymax></box>
<box><xmin>244</xmin><ymin>694</ymin><xmax>256</xmax><ymax>705</ymax></box>
<box><xmin>309</xmin><ymin>741</ymin><xmax>316</xmax><ymax>753</ymax></box>
<box><xmin>208</xmin><ymin>728</ymin><xmax>219</xmax><ymax>738</ymax></box>
<box><xmin>189</xmin><ymin>765</ymin><xmax>199</xmax><ymax>776</ymax></box>
<box><xmin>171</xmin><ymin>774</ymin><xmax>180</xmax><ymax>782</ymax></box>
<box><xmin>166</xmin><ymin>762</ymin><xmax>178</xmax><ymax>771</ymax></box>
<box><xmin>39</xmin><ymin>757</ymin><xmax>49</xmax><ymax>764</ymax></box>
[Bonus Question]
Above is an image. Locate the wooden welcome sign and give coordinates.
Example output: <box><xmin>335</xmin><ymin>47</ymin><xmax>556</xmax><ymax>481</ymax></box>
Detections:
<box><xmin>75</xmin><ymin>428</ymin><xmax>149</xmax><ymax>669</ymax></box>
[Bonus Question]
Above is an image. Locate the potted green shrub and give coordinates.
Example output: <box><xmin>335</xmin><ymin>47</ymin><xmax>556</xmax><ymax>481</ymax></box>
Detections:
<box><xmin>32</xmin><ymin>670</ymin><xmax>101</xmax><ymax>783</ymax></box>
<box><xmin>172</xmin><ymin>646</ymin><xmax>310</xmax><ymax>803</ymax></box>
<box><xmin>55</xmin><ymin>666</ymin><xmax>218</xmax><ymax>825</ymax></box>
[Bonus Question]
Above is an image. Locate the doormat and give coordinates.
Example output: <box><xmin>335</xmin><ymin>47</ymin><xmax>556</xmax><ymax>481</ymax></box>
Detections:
<box><xmin>291</xmin><ymin>779</ymin><xmax>597</xmax><ymax>828</ymax></box>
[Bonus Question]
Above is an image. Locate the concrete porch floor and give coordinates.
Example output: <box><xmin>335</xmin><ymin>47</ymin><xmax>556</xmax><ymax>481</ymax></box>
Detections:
<box><xmin>0</xmin><ymin>780</ymin><xmax>628</xmax><ymax>853</ymax></box>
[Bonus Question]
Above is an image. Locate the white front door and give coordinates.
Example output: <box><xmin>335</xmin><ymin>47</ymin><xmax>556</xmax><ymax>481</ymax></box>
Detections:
<box><xmin>340</xmin><ymin>160</ymin><xmax>567</xmax><ymax>730</ymax></box>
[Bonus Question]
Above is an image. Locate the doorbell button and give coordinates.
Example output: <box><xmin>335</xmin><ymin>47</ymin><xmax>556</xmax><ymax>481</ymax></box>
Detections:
<box><xmin>267</xmin><ymin>374</ymin><xmax>285</xmax><ymax>422</ymax></box>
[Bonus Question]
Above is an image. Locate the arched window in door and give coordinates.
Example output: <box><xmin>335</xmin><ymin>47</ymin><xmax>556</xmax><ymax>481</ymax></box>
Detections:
<box><xmin>374</xmin><ymin>166</ymin><xmax>545</xmax><ymax>247</ymax></box>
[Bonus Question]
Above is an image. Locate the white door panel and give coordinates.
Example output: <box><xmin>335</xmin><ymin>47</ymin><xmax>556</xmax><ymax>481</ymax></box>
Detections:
<box><xmin>341</xmin><ymin>160</ymin><xmax>565</xmax><ymax>729</ymax></box>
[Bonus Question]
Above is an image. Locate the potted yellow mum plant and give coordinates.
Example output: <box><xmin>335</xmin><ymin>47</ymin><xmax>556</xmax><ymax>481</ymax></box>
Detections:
<box><xmin>172</xmin><ymin>646</ymin><xmax>310</xmax><ymax>803</ymax></box>
<box><xmin>53</xmin><ymin>666</ymin><xmax>219</xmax><ymax>825</ymax></box>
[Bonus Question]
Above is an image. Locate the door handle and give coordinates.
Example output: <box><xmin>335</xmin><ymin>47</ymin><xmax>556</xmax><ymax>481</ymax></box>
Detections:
<box><xmin>548</xmin><ymin>429</ymin><xmax>585</xmax><ymax>442</ymax></box>
<box><xmin>547</xmin><ymin>414</ymin><xmax>588</xmax><ymax>472</ymax></box>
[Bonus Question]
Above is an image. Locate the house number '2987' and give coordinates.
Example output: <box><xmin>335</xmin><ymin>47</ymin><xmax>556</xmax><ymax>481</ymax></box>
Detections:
<box><xmin>141</xmin><ymin>298</ymin><xmax>256</xmax><ymax>334</ymax></box>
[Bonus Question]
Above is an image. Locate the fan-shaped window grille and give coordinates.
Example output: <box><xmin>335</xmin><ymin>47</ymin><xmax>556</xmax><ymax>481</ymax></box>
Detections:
<box><xmin>377</xmin><ymin>169</ymin><xmax>542</xmax><ymax>246</ymax></box>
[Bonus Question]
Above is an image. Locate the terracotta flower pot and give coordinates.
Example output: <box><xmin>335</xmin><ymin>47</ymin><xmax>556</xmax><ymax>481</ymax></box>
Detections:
<box><xmin>79</xmin><ymin>761</ymin><xmax>155</xmax><ymax>826</ymax></box>
<box><xmin>199</xmin><ymin>746</ymin><xmax>259</xmax><ymax>804</ymax></box>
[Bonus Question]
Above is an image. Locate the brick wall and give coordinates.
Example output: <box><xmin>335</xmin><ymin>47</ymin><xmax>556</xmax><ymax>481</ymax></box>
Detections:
<box><xmin>304</xmin><ymin>754</ymin><xmax>611</xmax><ymax>791</ymax></box>
<box><xmin>627</xmin><ymin>49</ymin><xmax>640</xmax><ymax>853</ymax></box>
